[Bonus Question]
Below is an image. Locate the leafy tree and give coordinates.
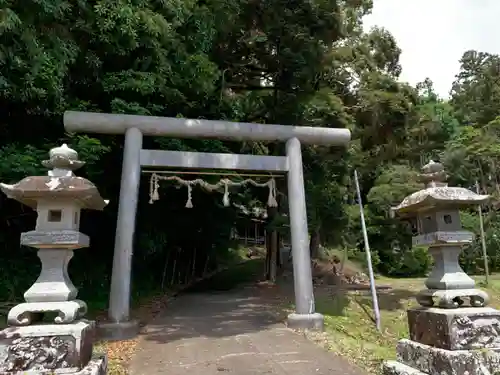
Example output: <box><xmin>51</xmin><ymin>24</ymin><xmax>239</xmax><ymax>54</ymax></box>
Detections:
<box><xmin>451</xmin><ymin>50</ymin><xmax>500</xmax><ymax>126</ymax></box>
<box><xmin>4</xmin><ymin>0</ymin><xmax>500</xmax><ymax>307</ymax></box>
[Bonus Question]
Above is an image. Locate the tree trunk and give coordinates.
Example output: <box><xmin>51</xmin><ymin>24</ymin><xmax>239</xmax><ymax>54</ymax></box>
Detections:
<box><xmin>309</xmin><ymin>227</ymin><xmax>321</xmax><ymax>259</ymax></box>
<box><xmin>276</xmin><ymin>232</ymin><xmax>282</xmax><ymax>267</ymax></box>
<box><xmin>269</xmin><ymin>230</ymin><xmax>278</xmax><ymax>282</ymax></box>
<box><xmin>265</xmin><ymin>204</ymin><xmax>279</xmax><ymax>281</ymax></box>
<box><xmin>265</xmin><ymin>228</ymin><xmax>271</xmax><ymax>278</ymax></box>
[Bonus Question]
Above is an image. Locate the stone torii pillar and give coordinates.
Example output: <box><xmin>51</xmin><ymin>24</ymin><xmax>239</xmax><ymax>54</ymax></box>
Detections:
<box><xmin>64</xmin><ymin>111</ymin><xmax>351</xmax><ymax>339</ymax></box>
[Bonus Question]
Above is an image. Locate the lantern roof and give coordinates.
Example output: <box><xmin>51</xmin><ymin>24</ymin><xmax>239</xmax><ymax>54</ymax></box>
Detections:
<box><xmin>0</xmin><ymin>144</ymin><xmax>108</xmax><ymax>210</ymax></box>
<box><xmin>391</xmin><ymin>160</ymin><xmax>489</xmax><ymax>217</ymax></box>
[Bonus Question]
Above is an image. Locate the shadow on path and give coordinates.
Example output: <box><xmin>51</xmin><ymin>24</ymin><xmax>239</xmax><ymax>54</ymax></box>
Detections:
<box><xmin>141</xmin><ymin>290</ymin><xmax>277</xmax><ymax>343</ymax></box>
<box><xmin>129</xmin><ymin>286</ymin><xmax>367</xmax><ymax>375</ymax></box>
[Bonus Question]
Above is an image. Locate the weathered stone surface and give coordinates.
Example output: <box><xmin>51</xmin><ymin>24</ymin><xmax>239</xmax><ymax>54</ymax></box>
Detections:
<box><xmin>72</xmin><ymin>353</ymin><xmax>107</xmax><ymax>375</ymax></box>
<box><xmin>0</xmin><ymin>353</ymin><xmax>107</xmax><ymax>375</ymax></box>
<box><xmin>408</xmin><ymin>307</ymin><xmax>500</xmax><ymax>350</ymax></box>
<box><xmin>0</xmin><ymin>320</ymin><xmax>95</xmax><ymax>373</ymax></box>
<box><xmin>396</xmin><ymin>338</ymin><xmax>500</xmax><ymax>375</ymax></box>
<box><xmin>382</xmin><ymin>360</ymin><xmax>426</xmax><ymax>375</ymax></box>
<box><xmin>396</xmin><ymin>339</ymin><xmax>430</xmax><ymax>373</ymax></box>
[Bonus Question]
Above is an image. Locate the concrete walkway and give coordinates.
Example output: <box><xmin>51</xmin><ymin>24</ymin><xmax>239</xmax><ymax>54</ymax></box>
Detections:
<box><xmin>129</xmin><ymin>287</ymin><xmax>367</xmax><ymax>375</ymax></box>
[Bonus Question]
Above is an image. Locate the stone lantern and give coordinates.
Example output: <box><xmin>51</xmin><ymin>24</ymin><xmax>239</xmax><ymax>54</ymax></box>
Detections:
<box><xmin>0</xmin><ymin>144</ymin><xmax>108</xmax><ymax>374</ymax></box>
<box><xmin>384</xmin><ymin>161</ymin><xmax>500</xmax><ymax>375</ymax></box>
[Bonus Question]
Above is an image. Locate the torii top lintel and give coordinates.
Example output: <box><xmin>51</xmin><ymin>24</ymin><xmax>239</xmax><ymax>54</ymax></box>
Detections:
<box><xmin>63</xmin><ymin>111</ymin><xmax>351</xmax><ymax>146</ymax></box>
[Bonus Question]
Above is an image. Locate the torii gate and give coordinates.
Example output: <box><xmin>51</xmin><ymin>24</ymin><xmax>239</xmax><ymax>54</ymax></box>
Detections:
<box><xmin>64</xmin><ymin>111</ymin><xmax>351</xmax><ymax>339</ymax></box>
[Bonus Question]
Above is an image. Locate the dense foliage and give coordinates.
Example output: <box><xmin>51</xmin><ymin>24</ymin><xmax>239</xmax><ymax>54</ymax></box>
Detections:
<box><xmin>0</xmin><ymin>0</ymin><xmax>499</xmax><ymax>308</ymax></box>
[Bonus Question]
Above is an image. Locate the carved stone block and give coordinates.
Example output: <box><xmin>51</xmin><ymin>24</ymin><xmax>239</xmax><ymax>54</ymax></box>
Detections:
<box><xmin>408</xmin><ymin>307</ymin><xmax>500</xmax><ymax>350</ymax></box>
<box><xmin>0</xmin><ymin>320</ymin><xmax>95</xmax><ymax>373</ymax></box>
<box><xmin>392</xmin><ymin>338</ymin><xmax>500</xmax><ymax>375</ymax></box>
<box><xmin>0</xmin><ymin>354</ymin><xmax>107</xmax><ymax>375</ymax></box>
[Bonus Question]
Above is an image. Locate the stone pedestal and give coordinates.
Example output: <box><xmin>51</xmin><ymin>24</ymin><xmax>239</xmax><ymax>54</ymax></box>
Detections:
<box><xmin>408</xmin><ymin>307</ymin><xmax>500</xmax><ymax>350</ymax></box>
<box><xmin>383</xmin><ymin>307</ymin><xmax>500</xmax><ymax>375</ymax></box>
<box><xmin>0</xmin><ymin>320</ymin><xmax>107</xmax><ymax>374</ymax></box>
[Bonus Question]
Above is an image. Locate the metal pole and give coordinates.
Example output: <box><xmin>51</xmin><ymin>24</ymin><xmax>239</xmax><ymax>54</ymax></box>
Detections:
<box><xmin>354</xmin><ymin>170</ymin><xmax>381</xmax><ymax>331</ymax></box>
<box><xmin>476</xmin><ymin>180</ymin><xmax>489</xmax><ymax>285</ymax></box>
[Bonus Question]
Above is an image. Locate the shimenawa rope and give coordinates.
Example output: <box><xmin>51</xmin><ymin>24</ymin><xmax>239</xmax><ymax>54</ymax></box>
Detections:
<box><xmin>148</xmin><ymin>173</ymin><xmax>278</xmax><ymax>208</ymax></box>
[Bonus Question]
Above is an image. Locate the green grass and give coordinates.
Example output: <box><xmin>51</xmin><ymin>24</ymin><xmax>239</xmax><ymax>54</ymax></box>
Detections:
<box><xmin>312</xmin><ymin>275</ymin><xmax>500</xmax><ymax>374</ymax></box>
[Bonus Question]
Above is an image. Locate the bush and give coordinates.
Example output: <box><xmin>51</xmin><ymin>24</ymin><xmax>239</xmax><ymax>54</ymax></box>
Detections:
<box><xmin>376</xmin><ymin>246</ymin><xmax>432</xmax><ymax>278</ymax></box>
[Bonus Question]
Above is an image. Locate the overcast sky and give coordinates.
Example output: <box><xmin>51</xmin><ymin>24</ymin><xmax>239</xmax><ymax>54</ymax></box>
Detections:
<box><xmin>363</xmin><ymin>0</ymin><xmax>500</xmax><ymax>98</ymax></box>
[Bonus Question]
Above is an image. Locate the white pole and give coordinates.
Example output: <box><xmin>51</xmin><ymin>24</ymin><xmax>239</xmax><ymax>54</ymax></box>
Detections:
<box><xmin>354</xmin><ymin>170</ymin><xmax>381</xmax><ymax>331</ymax></box>
<box><xmin>476</xmin><ymin>180</ymin><xmax>490</xmax><ymax>285</ymax></box>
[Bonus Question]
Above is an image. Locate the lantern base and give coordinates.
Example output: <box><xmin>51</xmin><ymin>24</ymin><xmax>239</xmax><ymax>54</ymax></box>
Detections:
<box><xmin>0</xmin><ymin>320</ymin><xmax>107</xmax><ymax>374</ymax></box>
<box><xmin>416</xmin><ymin>288</ymin><xmax>489</xmax><ymax>308</ymax></box>
<box><xmin>7</xmin><ymin>300</ymin><xmax>87</xmax><ymax>326</ymax></box>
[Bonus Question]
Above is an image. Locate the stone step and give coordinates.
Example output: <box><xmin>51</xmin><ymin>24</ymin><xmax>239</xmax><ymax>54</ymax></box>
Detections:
<box><xmin>383</xmin><ymin>360</ymin><xmax>427</xmax><ymax>375</ymax></box>
<box><xmin>396</xmin><ymin>338</ymin><xmax>500</xmax><ymax>375</ymax></box>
